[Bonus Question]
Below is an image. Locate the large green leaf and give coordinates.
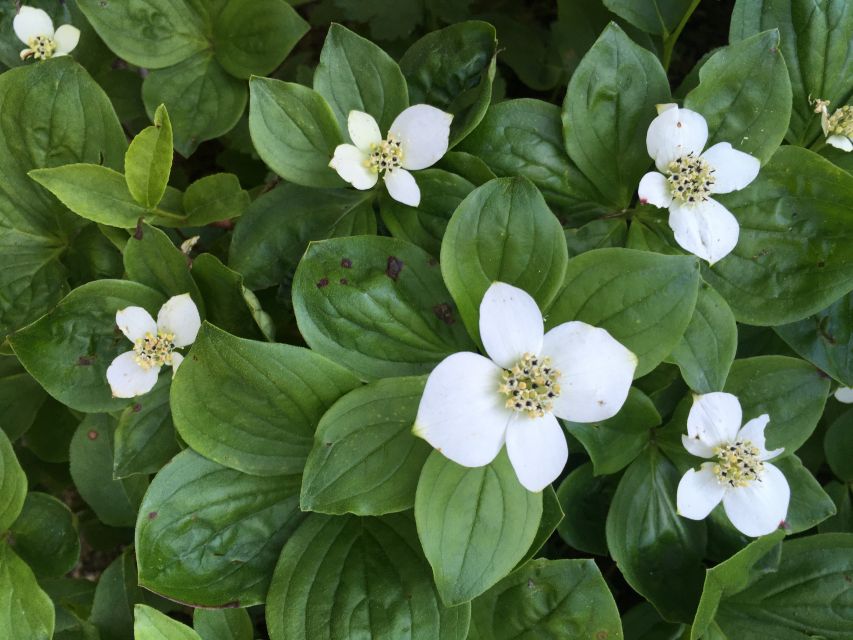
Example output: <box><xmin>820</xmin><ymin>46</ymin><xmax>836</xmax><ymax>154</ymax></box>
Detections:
<box><xmin>193</xmin><ymin>609</ymin><xmax>253</xmax><ymax>640</ymax></box>
<box><xmin>266</xmin><ymin>512</ymin><xmax>470</xmax><ymax>640</ymax></box>
<box><xmin>0</xmin><ymin>542</ymin><xmax>54</xmax><ymax>639</ymax></box>
<box><xmin>171</xmin><ymin>323</ymin><xmax>360</xmax><ymax>475</ymax></box>
<box><xmin>603</xmin><ymin>0</ymin><xmax>696</xmax><ymax>35</ymax></box>
<box><xmin>190</xmin><ymin>254</ymin><xmax>267</xmax><ymax>340</ymax></box>
<box><xmin>90</xmin><ymin>549</ymin><xmax>148</xmax><ymax>640</ymax></box>
<box><xmin>294</xmin><ymin>235</ymin><xmax>473</xmax><ymax>380</ymax></box>
<box><xmin>415</xmin><ymin>450</ymin><xmax>543</xmax><ymax>605</ymax></box>
<box><xmin>9</xmin><ymin>492</ymin><xmax>79</xmax><ymax>577</ymax></box>
<box><xmin>824</xmin><ymin>407</ymin><xmax>853</xmax><ymax>482</ymax></box>
<box><xmin>556</xmin><ymin>462</ymin><xmax>619</xmax><ymax>556</ymax></box>
<box><xmin>0</xmin><ymin>428</ymin><xmax>26</xmax><ymax>533</ymax></box>
<box><xmin>181</xmin><ymin>173</ymin><xmax>250</xmax><ymax>227</ymax></box>
<box><xmin>125</xmin><ymin>104</ymin><xmax>173</xmax><ymax>209</ymax></box>
<box><xmin>114</xmin><ymin>378</ymin><xmax>180</xmax><ymax>478</ymax></box>
<box><xmin>135</xmin><ymin>605</ymin><xmax>201</xmax><ymax>640</ymax></box>
<box><xmin>123</xmin><ymin>223</ymin><xmax>202</xmax><ymax>305</ymax></box>
<box><xmin>775</xmin><ymin>455</ymin><xmax>836</xmax><ymax>532</ymax></box>
<box><xmin>548</xmin><ymin>248</ymin><xmax>700</xmax><ymax>377</ymax></box>
<box><xmin>0</xmin><ymin>356</ymin><xmax>46</xmax><ymax>441</ymax></box>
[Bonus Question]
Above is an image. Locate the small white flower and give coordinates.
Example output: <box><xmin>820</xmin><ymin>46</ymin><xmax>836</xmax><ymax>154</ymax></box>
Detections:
<box><xmin>413</xmin><ymin>282</ymin><xmax>638</xmax><ymax>492</ymax></box>
<box><xmin>638</xmin><ymin>104</ymin><xmax>760</xmax><ymax>265</ymax></box>
<box><xmin>677</xmin><ymin>392</ymin><xmax>790</xmax><ymax>537</ymax></box>
<box><xmin>106</xmin><ymin>294</ymin><xmax>201</xmax><ymax>399</ymax></box>
<box><xmin>329</xmin><ymin>105</ymin><xmax>453</xmax><ymax>207</ymax></box>
<box><xmin>813</xmin><ymin>99</ymin><xmax>852</xmax><ymax>152</ymax></box>
<box><xmin>14</xmin><ymin>6</ymin><xmax>80</xmax><ymax>61</ymax></box>
<box><xmin>834</xmin><ymin>386</ymin><xmax>853</xmax><ymax>403</ymax></box>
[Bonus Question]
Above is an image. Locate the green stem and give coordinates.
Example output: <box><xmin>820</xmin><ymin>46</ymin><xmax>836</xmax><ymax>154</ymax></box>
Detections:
<box><xmin>662</xmin><ymin>0</ymin><xmax>702</xmax><ymax>72</ymax></box>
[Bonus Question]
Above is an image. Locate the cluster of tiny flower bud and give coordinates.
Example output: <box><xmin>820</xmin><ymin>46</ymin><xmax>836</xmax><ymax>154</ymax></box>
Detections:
<box><xmin>712</xmin><ymin>440</ymin><xmax>764</xmax><ymax>488</ymax></box>
<box><xmin>498</xmin><ymin>353</ymin><xmax>561</xmax><ymax>418</ymax></box>
<box><xmin>133</xmin><ymin>332</ymin><xmax>176</xmax><ymax>369</ymax></box>
<box><xmin>22</xmin><ymin>34</ymin><xmax>56</xmax><ymax>60</ymax></box>
<box><xmin>365</xmin><ymin>136</ymin><xmax>403</xmax><ymax>175</ymax></box>
<box><xmin>667</xmin><ymin>152</ymin><xmax>716</xmax><ymax>204</ymax></box>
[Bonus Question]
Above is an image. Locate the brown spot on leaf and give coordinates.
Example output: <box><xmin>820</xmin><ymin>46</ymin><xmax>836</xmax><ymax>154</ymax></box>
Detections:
<box><xmin>427</xmin><ymin>257</ymin><xmax>438</xmax><ymax>267</ymax></box>
<box><xmin>87</xmin><ymin>430</ymin><xmax>99</xmax><ymax>440</ymax></box>
<box><xmin>341</xmin><ymin>258</ymin><xmax>352</xmax><ymax>268</ymax></box>
<box><xmin>386</xmin><ymin>256</ymin><xmax>404</xmax><ymax>280</ymax></box>
<box><xmin>148</xmin><ymin>511</ymin><xmax>158</xmax><ymax>520</ymax></box>
<box><xmin>596</xmin><ymin>632</ymin><xmax>609</xmax><ymax>640</ymax></box>
<box><xmin>433</xmin><ymin>303</ymin><xmax>455</xmax><ymax>325</ymax></box>
<box><xmin>133</xmin><ymin>403</ymin><xmax>142</xmax><ymax>413</ymax></box>
<box><xmin>317</xmin><ymin>278</ymin><xmax>329</xmax><ymax>288</ymax></box>
<box><xmin>339</xmin><ymin>278</ymin><xmax>348</xmax><ymax>285</ymax></box>
<box><xmin>77</xmin><ymin>356</ymin><xmax>94</xmax><ymax>366</ymax></box>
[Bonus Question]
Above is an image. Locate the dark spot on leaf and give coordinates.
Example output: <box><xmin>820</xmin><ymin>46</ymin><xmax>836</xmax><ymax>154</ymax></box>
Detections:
<box><xmin>133</xmin><ymin>403</ymin><xmax>142</xmax><ymax>413</ymax></box>
<box><xmin>596</xmin><ymin>632</ymin><xmax>609</xmax><ymax>640</ymax></box>
<box><xmin>325</xmin><ymin>441</ymin><xmax>333</xmax><ymax>447</ymax></box>
<box><xmin>433</xmin><ymin>303</ymin><xmax>455</xmax><ymax>325</ymax></box>
<box><xmin>386</xmin><ymin>256</ymin><xmax>404</xmax><ymax>280</ymax></box>
<box><xmin>341</xmin><ymin>258</ymin><xmax>352</xmax><ymax>268</ymax></box>
<box><xmin>148</xmin><ymin>511</ymin><xmax>158</xmax><ymax>520</ymax></box>
<box><xmin>817</xmin><ymin>260</ymin><xmax>825</xmax><ymax>268</ymax></box>
<box><xmin>339</xmin><ymin>278</ymin><xmax>348</xmax><ymax>285</ymax></box>
<box><xmin>317</xmin><ymin>278</ymin><xmax>329</xmax><ymax>288</ymax></box>
<box><xmin>427</xmin><ymin>257</ymin><xmax>438</xmax><ymax>267</ymax></box>
<box><xmin>192</xmin><ymin>355</ymin><xmax>199</xmax><ymax>361</ymax></box>
<box><xmin>87</xmin><ymin>430</ymin><xmax>99</xmax><ymax>440</ymax></box>
<box><xmin>77</xmin><ymin>356</ymin><xmax>94</xmax><ymax>366</ymax></box>
<box><xmin>844</xmin><ymin>574</ymin><xmax>851</xmax><ymax>583</ymax></box>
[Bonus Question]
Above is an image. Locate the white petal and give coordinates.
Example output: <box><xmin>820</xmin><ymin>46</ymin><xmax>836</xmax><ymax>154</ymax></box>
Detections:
<box><xmin>347</xmin><ymin>110</ymin><xmax>382</xmax><ymax>151</ymax></box>
<box><xmin>638</xmin><ymin>171</ymin><xmax>672</xmax><ymax>208</ymax></box>
<box><xmin>668</xmin><ymin>198</ymin><xmax>740</xmax><ymax>265</ymax></box>
<box><xmin>170</xmin><ymin>352</ymin><xmax>184</xmax><ymax>375</ymax></box>
<box><xmin>827</xmin><ymin>135</ymin><xmax>853</xmax><ymax>152</ymax></box>
<box><xmin>682</xmin><ymin>433</ymin><xmax>714</xmax><ymax>458</ymax></box>
<box><xmin>389</xmin><ymin>104</ymin><xmax>453</xmax><ymax>171</ymax></box>
<box><xmin>737</xmin><ymin>414</ymin><xmax>783</xmax><ymax>461</ymax></box>
<box><xmin>835</xmin><ymin>386</ymin><xmax>853</xmax><ymax>403</ymax></box>
<box><xmin>413</xmin><ymin>352</ymin><xmax>511</xmax><ymax>467</ymax></box>
<box><xmin>157</xmin><ymin>294</ymin><xmax>201</xmax><ymax>348</ymax></box>
<box><xmin>646</xmin><ymin>106</ymin><xmax>708</xmax><ymax>172</ymax></box>
<box><xmin>701</xmin><ymin>142</ymin><xmax>760</xmax><ymax>194</ymax></box>
<box><xmin>479</xmin><ymin>283</ymin><xmax>544</xmax><ymax>369</ymax></box>
<box><xmin>505</xmin><ymin>413</ymin><xmax>568</xmax><ymax>492</ymax></box>
<box><xmin>13</xmin><ymin>7</ymin><xmax>54</xmax><ymax>44</ymax></box>
<box><xmin>544</xmin><ymin>322</ymin><xmax>637</xmax><ymax>423</ymax></box>
<box><xmin>722</xmin><ymin>463</ymin><xmax>790</xmax><ymax>537</ymax></box>
<box><xmin>329</xmin><ymin>144</ymin><xmax>378</xmax><ymax>190</ymax></box>
<box><xmin>687</xmin><ymin>392</ymin><xmax>742</xmax><ymax>449</ymax></box>
<box><xmin>383</xmin><ymin>168</ymin><xmax>420</xmax><ymax>207</ymax></box>
<box><xmin>115</xmin><ymin>306</ymin><xmax>157</xmax><ymax>343</ymax></box>
<box><xmin>676</xmin><ymin>463</ymin><xmax>726</xmax><ymax>520</ymax></box>
<box><xmin>106</xmin><ymin>351</ymin><xmax>160</xmax><ymax>398</ymax></box>
<box><xmin>52</xmin><ymin>24</ymin><xmax>80</xmax><ymax>55</ymax></box>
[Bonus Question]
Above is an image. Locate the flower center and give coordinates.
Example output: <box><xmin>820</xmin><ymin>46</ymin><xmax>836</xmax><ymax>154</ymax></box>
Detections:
<box><xmin>712</xmin><ymin>439</ymin><xmax>764</xmax><ymax>488</ymax></box>
<box><xmin>667</xmin><ymin>152</ymin><xmax>715</xmax><ymax>204</ymax></box>
<box><xmin>24</xmin><ymin>35</ymin><xmax>57</xmax><ymax>60</ymax></box>
<box><xmin>365</xmin><ymin>136</ymin><xmax>403</xmax><ymax>175</ymax></box>
<box><xmin>827</xmin><ymin>106</ymin><xmax>853</xmax><ymax>137</ymax></box>
<box><xmin>133</xmin><ymin>331</ymin><xmax>176</xmax><ymax>370</ymax></box>
<box><xmin>498</xmin><ymin>353</ymin><xmax>561</xmax><ymax>419</ymax></box>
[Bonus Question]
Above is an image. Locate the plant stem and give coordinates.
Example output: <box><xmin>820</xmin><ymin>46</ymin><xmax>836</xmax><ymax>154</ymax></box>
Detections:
<box><xmin>662</xmin><ymin>0</ymin><xmax>703</xmax><ymax>72</ymax></box>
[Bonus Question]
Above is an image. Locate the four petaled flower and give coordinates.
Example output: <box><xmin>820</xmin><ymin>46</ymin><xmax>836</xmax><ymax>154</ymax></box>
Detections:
<box><xmin>638</xmin><ymin>104</ymin><xmax>760</xmax><ymax>265</ymax></box>
<box><xmin>14</xmin><ymin>6</ymin><xmax>80</xmax><ymax>61</ymax></box>
<box><xmin>677</xmin><ymin>392</ymin><xmax>790</xmax><ymax>537</ymax></box>
<box><xmin>106</xmin><ymin>294</ymin><xmax>201</xmax><ymax>399</ymax></box>
<box><xmin>413</xmin><ymin>282</ymin><xmax>638</xmax><ymax>492</ymax></box>
<box><xmin>329</xmin><ymin>105</ymin><xmax>453</xmax><ymax>207</ymax></box>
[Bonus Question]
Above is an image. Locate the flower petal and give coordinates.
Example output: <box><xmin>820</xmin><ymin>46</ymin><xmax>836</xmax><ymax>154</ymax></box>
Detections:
<box><xmin>722</xmin><ymin>463</ymin><xmax>790</xmax><ymax>537</ymax></box>
<box><xmin>676</xmin><ymin>463</ymin><xmax>726</xmax><ymax>520</ymax></box>
<box><xmin>701</xmin><ymin>142</ymin><xmax>760</xmax><ymax>194</ymax></box>
<box><xmin>115</xmin><ymin>306</ymin><xmax>157</xmax><ymax>343</ymax></box>
<box><xmin>668</xmin><ymin>198</ymin><xmax>740</xmax><ymax>265</ymax></box>
<box><xmin>52</xmin><ymin>24</ymin><xmax>80</xmax><ymax>56</ymax></box>
<box><xmin>157</xmin><ymin>294</ymin><xmax>201</xmax><ymax>347</ymax></box>
<box><xmin>544</xmin><ymin>321</ymin><xmax>637</xmax><ymax>423</ymax></box>
<box><xmin>827</xmin><ymin>135</ymin><xmax>853</xmax><ymax>152</ymax></box>
<box><xmin>687</xmin><ymin>392</ymin><xmax>742</xmax><ymax>449</ymax></box>
<box><xmin>479</xmin><ymin>282</ymin><xmax>544</xmax><ymax>369</ymax></box>
<box><xmin>646</xmin><ymin>106</ymin><xmax>708</xmax><ymax>172</ymax></box>
<box><xmin>505</xmin><ymin>413</ymin><xmax>568</xmax><ymax>492</ymax></box>
<box><xmin>389</xmin><ymin>104</ymin><xmax>453</xmax><ymax>170</ymax></box>
<box><xmin>383</xmin><ymin>168</ymin><xmax>420</xmax><ymax>206</ymax></box>
<box><xmin>638</xmin><ymin>171</ymin><xmax>672</xmax><ymax>208</ymax></box>
<box><xmin>413</xmin><ymin>352</ymin><xmax>510</xmax><ymax>467</ymax></box>
<box><xmin>682</xmin><ymin>433</ymin><xmax>714</xmax><ymax>458</ymax></box>
<box><xmin>347</xmin><ymin>110</ymin><xmax>382</xmax><ymax>151</ymax></box>
<box><xmin>835</xmin><ymin>386</ymin><xmax>853</xmax><ymax>403</ymax></box>
<box><xmin>737</xmin><ymin>414</ymin><xmax>783</xmax><ymax>461</ymax></box>
<box><xmin>170</xmin><ymin>352</ymin><xmax>184</xmax><ymax>375</ymax></box>
<box><xmin>106</xmin><ymin>351</ymin><xmax>160</xmax><ymax>398</ymax></box>
<box><xmin>14</xmin><ymin>6</ymin><xmax>54</xmax><ymax>44</ymax></box>
<box><xmin>329</xmin><ymin>144</ymin><xmax>378</xmax><ymax>190</ymax></box>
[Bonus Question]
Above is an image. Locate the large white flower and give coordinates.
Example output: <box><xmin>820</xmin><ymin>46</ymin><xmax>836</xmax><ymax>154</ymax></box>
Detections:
<box><xmin>677</xmin><ymin>392</ymin><xmax>790</xmax><ymax>537</ymax></box>
<box><xmin>106</xmin><ymin>294</ymin><xmax>201</xmax><ymax>399</ymax></box>
<box><xmin>413</xmin><ymin>282</ymin><xmax>638</xmax><ymax>492</ymax></box>
<box><xmin>638</xmin><ymin>104</ymin><xmax>760</xmax><ymax>265</ymax></box>
<box><xmin>14</xmin><ymin>6</ymin><xmax>80</xmax><ymax>61</ymax></box>
<box><xmin>329</xmin><ymin>105</ymin><xmax>453</xmax><ymax>207</ymax></box>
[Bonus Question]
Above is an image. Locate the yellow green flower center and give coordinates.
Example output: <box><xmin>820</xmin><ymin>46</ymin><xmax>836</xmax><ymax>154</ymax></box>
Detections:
<box><xmin>25</xmin><ymin>35</ymin><xmax>57</xmax><ymax>60</ymax></box>
<box><xmin>133</xmin><ymin>331</ymin><xmax>176</xmax><ymax>370</ymax></box>
<box><xmin>712</xmin><ymin>440</ymin><xmax>763</xmax><ymax>488</ymax></box>
<box><xmin>365</xmin><ymin>136</ymin><xmax>403</xmax><ymax>175</ymax></box>
<box><xmin>498</xmin><ymin>353</ymin><xmax>561</xmax><ymax>419</ymax></box>
<box><xmin>667</xmin><ymin>152</ymin><xmax>716</xmax><ymax>204</ymax></box>
<box><xmin>827</xmin><ymin>105</ymin><xmax>853</xmax><ymax>137</ymax></box>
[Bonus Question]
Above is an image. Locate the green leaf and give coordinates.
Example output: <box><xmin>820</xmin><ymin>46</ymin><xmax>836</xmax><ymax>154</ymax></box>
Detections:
<box><xmin>819</xmin><ymin>481</ymin><xmax>852</xmax><ymax>533</ymax></box>
<box><xmin>562</xmin><ymin>23</ymin><xmax>671</xmax><ymax>208</ymax></box>
<box><xmin>519</xmin><ymin>485</ymin><xmax>564</xmax><ymax>565</ymax></box>
<box><xmin>824</xmin><ymin>407</ymin><xmax>853</xmax><ymax>482</ymax></box>
<box><xmin>191</xmin><ymin>254</ymin><xmax>267</xmax><ymax>340</ymax></box>
<box><xmin>293</xmin><ymin>235</ymin><xmax>473</xmax><ymax>380</ymax></box>
<box><xmin>124</xmin><ymin>223</ymin><xmax>202</xmax><ymax>305</ymax></box>
<box><xmin>171</xmin><ymin>323</ymin><xmax>360</xmax><ymax>476</ymax></box>
<box><xmin>730</xmin><ymin>0</ymin><xmax>853</xmax><ymax>146</ymax></box>
<box><xmin>125</xmin><ymin>104</ymin><xmax>173</xmax><ymax>209</ymax></box>
<box><xmin>565</xmin><ymin>218</ymin><xmax>628</xmax><ymax>257</ymax></box>
<box><xmin>775</xmin><ymin>455</ymin><xmax>836</xmax><ymax>533</ymax></box>
<box><xmin>469</xmin><ymin>559</ymin><xmax>622</xmax><ymax>639</ymax></box>
<box><xmin>249</xmin><ymin>77</ymin><xmax>344</xmax><ymax>188</ymax></box>
<box><xmin>565</xmin><ymin>387</ymin><xmax>660</xmax><ymax>475</ymax></box>
<box><xmin>666</xmin><ymin>282</ymin><xmax>738</xmax><ymax>393</ymax></box>
<box><xmin>622</xmin><ymin>602</ymin><xmax>687</xmax><ymax>640</ymax></box>
<box><xmin>114</xmin><ymin>378</ymin><xmax>180</xmax><ymax>478</ymax></box>
<box><xmin>134</xmin><ymin>605</ymin><xmax>201</xmax><ymax>640</ymax></box>
<box><xmin>0</xmin><ymin>356</ymin><xmax>46</xmax><ymax>441</ymax></box>
<box><xmin>266</xmin><ymin>512</ymin><xmax>470</xmax><ymax>640</ymax></box>
<box><xmin>399</xmin><ymin>21</ymin><xmax>497</xmax><ymax>146</ymax></box>
<box><xmin>556</xmin><ymin>462</ymin><xmax>619</xmax><ymax>556</ymax></box>
<box><xmin>193</xmin><ymin>609</ymin><xmax>253</xmax><ymax>640</ymax></box>
<box><xmin>9</xmin><ymin>492</ymin><xmax>79</xmax><ymax>577</ymax></box>
<box><xmin>548</xmin><ymin>248</ymin><xmax>701</xmax><ymax>377</ymax></box>
<box><xmin>300</xmin><ymin>376</ymin><xmax>430</xmax><ymax>515</ymax></box>
<box><xmin>603</xmin><ymin>0</ymin><xmax>696</xmax><ymax>35</ymax></box>
<box><xmin>684</xmin><ymin>30</ymin><xmax>792</xmax><ymax>164</ymax></box>
<box><xmin>69</xmin><ymin>414</ymin><xmax>148</xmax><ymax>528</ymax></box>
<box><xmin>0</xmin><ymin>428</ymin><xmax>26</xmax><ymax>533</ymax></box>
<box><xmin>314</xmin><ymin>24</ymin><xmax>408</xmax><ymax>133</ymax></box>
<box><xmin>89</xmin><ymin>550</ymin><xmax>140</xmax><ymax>640</ymax></box>
<box><xmin>0</xmin><ymin>542</ymin><xmax>54</xmax><ymax>640</ymax></box>
<box><xmin>606</xmin><ymin>447</ymin><xmax>706</xmax><ymax>622</ymax></box>
<box><xmin>21</xmin><ymin>397</ymin><xmax>77</xmax><ymax>463</ymax></box>
<box><xmin>182</xmin><ymin>174</ymin><xmax>250</xmax><ymax>226</ymax></box>
<box><xmin>10</xmin><ymin>279</ymin><xmax>166</xmax><ymax>414</ymax></box>
<box><xmin>212</xmin><ymin>0</ymin><xmax>308</xmax><ymax>79</ymax></box>
<box><xmin>415</xmin><ymin>450</ymin><xmax>543</xmax><ymax>605</ymax></box>
<box><xmin>440</xmin><ymin>177</ymin><xmax>568</xmax><ymax>347</ymax></box>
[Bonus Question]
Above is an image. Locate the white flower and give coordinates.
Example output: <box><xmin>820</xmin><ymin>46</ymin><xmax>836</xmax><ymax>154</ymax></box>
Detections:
<box><xmin>638</xmin><ymin>104</ymin><xmax>760</xmax><ymax>265</ymax></box>
<box><xmin>413</xmin><ymin>282</ymin><xmax>638</xmax><ymax>492</ymax></box>
<box><xmin>834</xmin><ymin>386</ymin><xmax>853</xmax><ymax>403</ymax></box>
<box><xmin>813</xmin><ymin>99</ymin><xmax>852</xmax><ymax>152</ymax></box>
<box><xmin>329</xmin><ymin>105</ymin><xmax>453</xmax><ymax>207</ymax></box>
<box><xmin>106</xmin><ymin>294</ymin><xmax>201</xmax><ymax>399</ymax></box>
<box><xmin>676</xmin><ymin>392</ymin><xmax>790</xmax><ymax>537</ymax></box>
<box><xmin>14</xmin><ymin>6</ymin><xmax>80</xmax><ymax>61</ymax></box>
